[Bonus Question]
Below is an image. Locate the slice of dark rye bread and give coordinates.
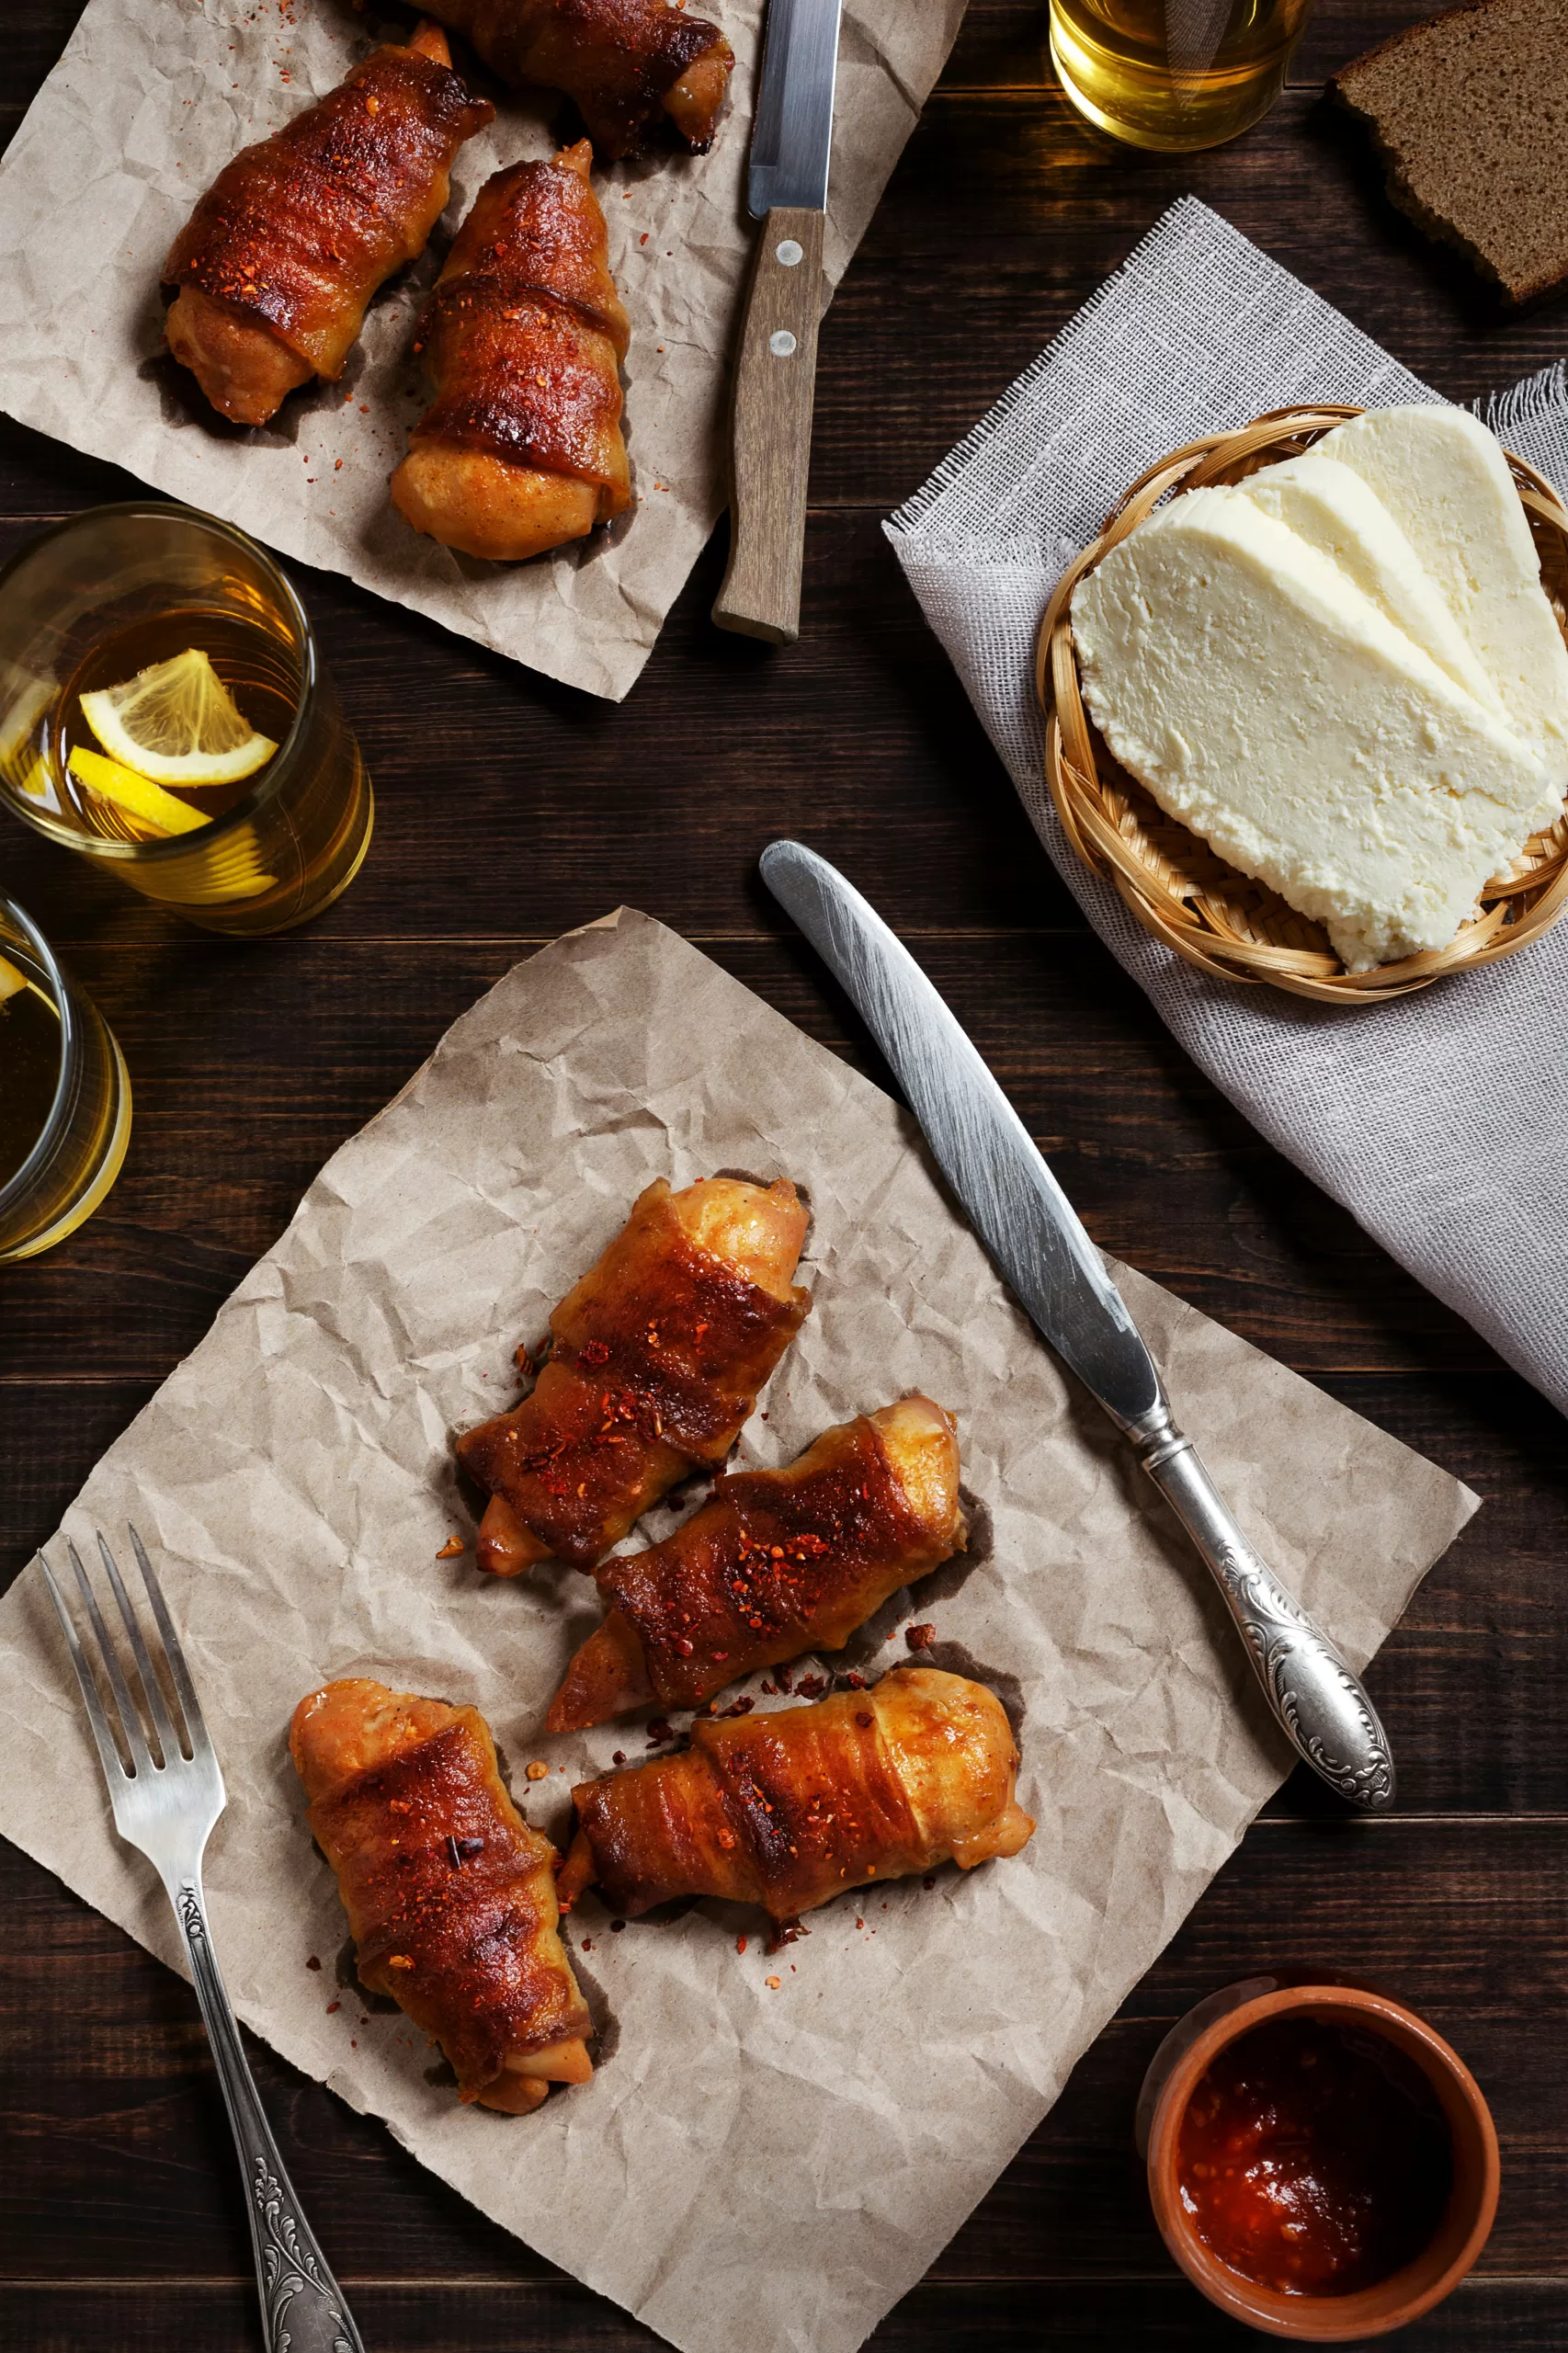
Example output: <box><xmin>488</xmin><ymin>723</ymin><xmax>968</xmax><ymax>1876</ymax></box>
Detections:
<box><xmin>1333</xmin><ymin>0</ymin><xmax>1568</xmax><ymax>306</ymax></box>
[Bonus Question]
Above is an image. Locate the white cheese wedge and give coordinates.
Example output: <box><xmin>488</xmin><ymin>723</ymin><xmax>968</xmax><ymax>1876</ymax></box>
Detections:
<box><xmin>1071</xmin><ymin>492</ymin><xmax>1551</xmax><ymax>971</ymax></box>
<box><xmin>1316</xmin><ymin>405</ymin><xmax>1568</xmax><ymax>818</ymax></box>
<box><xmin>1230</xmin><ymin>452</ymin><xmax>1506</xmax><ymax>718</ymax></box>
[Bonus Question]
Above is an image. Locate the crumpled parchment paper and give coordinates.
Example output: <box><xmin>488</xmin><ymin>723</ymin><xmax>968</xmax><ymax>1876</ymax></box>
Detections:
<box><xmin>0</xmin><ymin>0</ymin><xmax>962</xmax><ymax>701</ymax></box>
<box><xmin>0</xmin><ymin>910</ymin><xmax>1476</xmax><ymax>2353</ymax></box>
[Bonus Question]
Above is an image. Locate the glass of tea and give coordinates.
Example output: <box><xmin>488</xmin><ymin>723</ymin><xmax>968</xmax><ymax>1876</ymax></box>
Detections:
<box><xmin>1050</xmin><ymin>0</ymin><xmax>1316</xmax><ymax>149</ymax></box>
<box><xmin>0</xmin><ymin>503</ymin><xmax>373</xmax><ymax>936</ymax></box>
<box><xmin>0</xmin><ymin>895</ymin><xmax>131</xmax><ymax>1263</ymax></box>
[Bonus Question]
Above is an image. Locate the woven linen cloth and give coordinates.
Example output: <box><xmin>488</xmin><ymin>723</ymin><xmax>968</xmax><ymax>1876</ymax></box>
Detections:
<box><xmin>886</xmin><ymin>197</ymin><xmax>1568</xmax><ymax>1420</ymax></box>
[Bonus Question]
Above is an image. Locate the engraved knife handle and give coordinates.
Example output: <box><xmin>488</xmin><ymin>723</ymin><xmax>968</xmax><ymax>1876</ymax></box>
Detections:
<box><xmin>171</xmin><ymin>1875</ymin><xmax>365</xmax><ymax>2352</ymax></box>
<box><xmin>1131</xmin><ymin>1417</ymin><xmax>1396</xmax><ymax>1813</ymax></box>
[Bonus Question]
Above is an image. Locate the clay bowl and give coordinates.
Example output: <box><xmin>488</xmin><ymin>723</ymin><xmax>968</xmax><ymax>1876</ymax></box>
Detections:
<box><xmin>1142</xmin><ymin>1981</ymin><xmax>1499</xmax><ymax>2341</ymax></box>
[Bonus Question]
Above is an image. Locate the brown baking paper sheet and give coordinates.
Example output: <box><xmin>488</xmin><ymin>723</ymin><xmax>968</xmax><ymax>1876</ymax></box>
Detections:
<box><xmin>0</xmin><ymin>0</ymin><xmax>960</xmax><ymax>702</ymax></box>
<box><xmin>0</xmin><ymin>910</ymin><xmax>1476</xmax><ymax>2353</ymax></box>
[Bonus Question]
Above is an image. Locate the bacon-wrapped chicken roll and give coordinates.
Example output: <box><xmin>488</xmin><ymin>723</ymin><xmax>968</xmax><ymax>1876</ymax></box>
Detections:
<box><xmin>458</xmin><ymin>1176</ymin><xmax>810</xmax><ymax>1577</ymax></box>
<box><xmin>290</xmin><ymin>1677</ymin><xmax>592</xmax><ymax>2111</ymax></box>
<box><xmin>390</xmin><ymin>142</ymin><xmax>631</xmax><ymax>563</ymax></box>
<box><xmin>557</xmin><ymin>1668</ymin><xmax>1035</xmax><ymax>1922</ymax></box>
<box><xmin>424</xmin><ymin>0</ymin><xmax>733</xmax><ymax>158</ymax></box>
<box><xmin>163</xmin><ymin>24</ymin><xmax>493</xmax><ymax>427</ymax></box>
<box><xmin>548</xmin><ymin>1396</ymin><xmax>965</xmax><ymax>1732</ymax></box>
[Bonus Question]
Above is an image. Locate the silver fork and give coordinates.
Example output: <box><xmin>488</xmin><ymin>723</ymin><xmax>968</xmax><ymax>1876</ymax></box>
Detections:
<box><xmin>40</xmin><ymin>1527</ymin><xmax>365</xmax><ymax>2353</ymax></box>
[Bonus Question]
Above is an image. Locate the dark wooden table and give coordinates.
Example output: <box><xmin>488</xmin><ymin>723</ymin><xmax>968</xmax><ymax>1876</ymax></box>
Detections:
<box><xmin>5</xmin><ymin>2</ymin><xmax>1566</xmax><ymax>2346</ymax></box>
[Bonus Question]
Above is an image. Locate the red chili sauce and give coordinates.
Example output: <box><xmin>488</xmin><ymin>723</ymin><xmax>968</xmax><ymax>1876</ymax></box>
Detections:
<box><xmin>1176</xmin><ymin>2015</ymin><xmax>1454</xmax><ymax>2297</ymax></box>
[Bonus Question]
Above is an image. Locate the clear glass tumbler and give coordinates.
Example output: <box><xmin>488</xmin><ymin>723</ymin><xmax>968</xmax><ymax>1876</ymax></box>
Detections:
<box><xmin>0</xmin><ymin>503</ymin><xmax>373</xmax><ymax>936</ymax></box>
<box><xmin>0</xmin><ymin>895</ymin><xmax>131</xmax><ymax>1262</ymax></box>
<box><xmin>1050</xmin><ymin>0</ymin><xmax>1316</xmax><ymax>151</ymax></box>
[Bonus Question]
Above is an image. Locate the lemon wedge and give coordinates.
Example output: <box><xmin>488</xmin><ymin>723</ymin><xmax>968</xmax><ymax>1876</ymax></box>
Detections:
<box><xmin>68</xmin><ymin>745</ymin><xmax>208</xmax><ymax>835</ymax></box>
<box><xmin>79</xmin><ymin>649</ymin><xmax>276</xmax><ymax>787</ymax></box>
<box><xmin>0</xmin><ymin>953</ymin><xmax>26</xmax><ymax>1005</ymax></box>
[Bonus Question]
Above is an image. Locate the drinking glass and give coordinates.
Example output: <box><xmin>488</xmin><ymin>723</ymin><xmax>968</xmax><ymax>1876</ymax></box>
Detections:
<box><xmin>0</xmin><ymin>895</ymin><xmax>131</xmax><ymax>1262</ymax></box>
<box><xmin>1050</xmin><ymin>0</ymin><xmax>1316</xmax><ymax>150</ymax></box>
<box><xmin>0</xmin><ymin>503</ymin><xmax>373</xmax><ymax>936</ymax></box>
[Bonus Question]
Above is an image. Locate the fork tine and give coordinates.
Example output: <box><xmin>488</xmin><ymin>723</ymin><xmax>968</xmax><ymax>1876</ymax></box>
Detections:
<box><xmin>127</xmin><ymin>1526</ymin><xmax>212</xmax><ymax>1762</ymax></box>
<box><xmin>37</xmin><ymin>1550</ymin><xmax>132</xmax><ymax>1790</ymax></box>
<box><xmin>97</xmin><ymin>1531</ymin><xmax>181</xmax><ymax>1767</ymax></box>
<box><xmin>66</xmin><ymin>1538</ymin><xmax>152</xmax><ymax>1776</ymax></box>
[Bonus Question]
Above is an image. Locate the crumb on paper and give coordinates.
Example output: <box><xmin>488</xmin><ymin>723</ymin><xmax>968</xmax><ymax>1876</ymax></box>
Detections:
<box><xmin>766</xmin><ymin>1975</ymin><xmax>780</xmax><ymax>1989</ymax></box>
<box><xmin>526</xmin><ymin>1759</ymin><xmax>549</xmax><ymax>1780</ymax></box>
<box><xmin>305</xmin><ymin>1954</ymin><xmax>321</xmax><ymax>1971</ymax></box>
<box><xmin>905</xmin><ymin>1622</ymin><xmax>936</xmax><ymax>1652</ymax></box>
<box><xmin>435</xmin><ymin>1534</ymin><xmax>464</xmax><ymax>1559</ymax></box>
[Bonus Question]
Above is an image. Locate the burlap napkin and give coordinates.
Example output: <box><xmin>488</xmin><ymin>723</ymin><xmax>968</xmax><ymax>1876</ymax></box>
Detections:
<box><xmin>886</xmin><ymin>198</ymin><xmax>1568</xmax><ymax>1421</ymax></box>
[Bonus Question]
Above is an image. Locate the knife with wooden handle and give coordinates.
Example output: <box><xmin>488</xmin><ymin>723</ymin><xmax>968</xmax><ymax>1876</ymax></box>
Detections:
<box><xmin>711</xmin><ymin>0</ymin><xmax>842</xmax><ymax>644</ymax></box>
<box><xmin>761</xmin><ymin>838</ymin><xmax>1397</xmax><ymax>1813</ymax></box>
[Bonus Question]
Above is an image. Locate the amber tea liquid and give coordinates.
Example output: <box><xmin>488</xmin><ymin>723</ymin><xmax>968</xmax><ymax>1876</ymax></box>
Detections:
<box><xmin>0</xmin><ymin>929</ymin><xmax>131</xmax><ymax>1263</ymax></box>
<box><xmin>25</xmin><ymin>604</ymin><xmax>373</xmax><ymax>932</ymax></box>
<box><xmin>1050</xmin><ymin>0</ymin><xmax>1313</xmax><ymax>149</ymax></box>
<box><xmin>0</xmin><ymin>976</ymin><xmax>62</xmax><ymax>1193</ymax></box>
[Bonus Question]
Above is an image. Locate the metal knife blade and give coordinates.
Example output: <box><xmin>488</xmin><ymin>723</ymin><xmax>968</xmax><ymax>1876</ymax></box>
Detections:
<box><xmin>761</xmin><ymin>839</ymin><xmax>1397</xmax><ymax>1813</ymax></box>
<box><xmin>747</xmin><ymin>0</ymin><xmax>843</xmax><ymax>218</ymax></box>
<box><xmin>760</xmin><ymin>837</ymin><xmax>1165</xmax><ymax>1428</ymax></box>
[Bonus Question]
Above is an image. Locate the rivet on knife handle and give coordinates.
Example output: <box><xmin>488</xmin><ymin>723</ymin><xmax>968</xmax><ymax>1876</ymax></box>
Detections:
<box><xmin>1131</xmin><ymin>1410</ymin><xmax>1396</xmax><ymax>1811</ymax></box>
<box><xmin>711</xmin><ymin>206</ymin><xmax>825</xmax><ymax>644</ymax></box>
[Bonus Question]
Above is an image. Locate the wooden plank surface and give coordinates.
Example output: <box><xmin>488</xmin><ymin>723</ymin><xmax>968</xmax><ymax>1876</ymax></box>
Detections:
<box><xmin>4</xmin><ymin>0</ymin><xmax>1567</xmax><ymax>2347</ymax></box>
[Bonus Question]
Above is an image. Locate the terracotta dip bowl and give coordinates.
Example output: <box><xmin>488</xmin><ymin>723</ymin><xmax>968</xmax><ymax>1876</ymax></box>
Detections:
<box><xmin>1140</xmin><ymin>1980</ymin><xmax>1499</xmax><ymax>2341</ymax></box>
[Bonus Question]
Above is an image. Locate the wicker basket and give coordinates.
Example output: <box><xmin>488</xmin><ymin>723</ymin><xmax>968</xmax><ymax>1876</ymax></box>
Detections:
<box><xmin>1036</xmin><ymin>405</ymin><xmax>1568</xmax><ymax>1004</ymax></box>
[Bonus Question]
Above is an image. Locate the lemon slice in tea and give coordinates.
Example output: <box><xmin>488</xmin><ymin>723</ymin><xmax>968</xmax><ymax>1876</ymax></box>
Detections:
<box><xmin>79</xmin><ymin>648</ymin><xmax>277</xmax><ymax>787</ymax></box>
<box><xmin>67</xmin><ymin>745</ymin><xmax>208</xmax><ymax>835</ymax></box>
<box><xmin>0</xmin><ymin>953</ymin><xmax>26</xmax><ymax>1004</ymax></box>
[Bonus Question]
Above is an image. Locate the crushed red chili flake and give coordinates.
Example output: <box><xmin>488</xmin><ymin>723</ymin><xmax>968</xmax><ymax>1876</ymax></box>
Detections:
<box><xmin>795</xmin><ymin>1674</ymin><xmax>827</xmax><ymax>1698</ymax></box>
<box><xmin>855</xmin><ymin>1917</ymin><xmax>864</xmax><ymax>1930</ymax></box>
<box><xmin>578</xmin><ymin>1339</ymin><xmax>610</xmax><ymax>1366</ymax></box>
<box><xmin>716</xmin><ymin>1696</ymin><xmax>755</xmax><ymax>1719</ymax></box>
<box><xmin>612</xmin><ymin>1750</ymin><xmax>627</xmax><ymax>1767</ymax></box>
<box><xmin>515</xmin><ymin>1343</ymin><xmax>534</xmax><ymax>1376</ymax></box>
<box><xmin>923</xmin><ymin>1876</ymin><xmax>936</xmax><ymax>1892</ymax></box>
<box><xmin>905</xmin><ymin>1622</ymin><xmax>937</xmax><ymax>1652</ymax></box>
<box><xmin>580</xmin><ymin>1938</ymin><xmax>595</xmax><ymax>1953</ymax></box>
<box><xmin>326</xmin><ymin>2000</ymin><xmax>341</xmax><ymax>2014</ymax></box>
<box><xmin>435</xmin><ymin>1534</ymin><xmax>464</xmax><ymax>1558</ymax></box>
<box><xmin>305</xmin><ymin>1955</ymin><xmax>322</xmax><ymax>1972</ymax></box>
<box><xmin>767</xmin><ymin>1917</ymin><xmax>809</xmax><ymax>1953</ymax></box>
<box><xmin>647</xmin><ymin>1719</ymin><xmax>675</xmax><ymax>1745</ymax></box>
<box><xmin>760</xmin><ymin>1680</ymin><xmax>777</xmax><ymax>1697</ymax></box>
<box><xmin>735</xmin><ymin>1935</ymin><xmax>747</xmax><ymax>1955</ymax></box>
<box><xmin>840</xmin><ymin>1670</ymin><xmax>867</xmax><ymax>1690</ymax></box>
<box><xmin>776</xmin><ymin>1666</ymin><xmax>793</xmax><ymax>1693</ymax></box>
<box><xmin>610</xmin><ymin>1919</ymin><xmax>626</xmax><ymax>1933</ymax></box>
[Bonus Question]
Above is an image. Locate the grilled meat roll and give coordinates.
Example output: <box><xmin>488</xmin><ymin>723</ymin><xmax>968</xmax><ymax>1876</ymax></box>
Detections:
<box><xmin>390</xmin><ymin>142</ymin><xmax>631</xmax><ymax>563</ymax></box>
<box><xmin>458</xmin><ymin>1176</ymin><xmax>810</xmax><ymax>1576</ymax></box>
<box><xmin>163</xmin><ymin>23</ymin><xmax>492</xmax><ymax>426</ymax></box>
<box><xmin>422</xmin><ymin>0</ymin><xmax>733</xmax><ymax>158</ymax></box>
<box><xmin>290</xmin><ymin>1677</ymin><xmax>592</xmax><ymax>2111</ymax></box>
<box><xmin>548</xmin><ymin>1395</ymin><xmax>965</xmax><ymax>1731</ymax></box>
<box><xmin>557</xmin><ymin>1668</ymin><xmax>1035</xmax><ymax>1923</ymax></box>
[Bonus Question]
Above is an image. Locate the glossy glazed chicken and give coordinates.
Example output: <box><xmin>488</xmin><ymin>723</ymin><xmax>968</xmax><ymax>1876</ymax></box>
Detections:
<box><xmin>163</xmin><ymin>24</ymin><xmax>493</xmax><ymax>427</ymax></box>
<box><xmin>391</xmin><ymin>142</ymin><xmax>631</xmax><ymax>563</ymax></box>
<box><xmin>548</xmin><ymin>1396</ymin><xmax>966</xmax><ymax>1732</ymax></box>
<box><xmin>422</xmin><ymin>0</ymin><xmax>733</xmax><ymax>158</ymax></box>
<box><xmin>457</xmin><ymin>1176</ymin><xmax>811</xmax><ymax>1576</ymax></box>
<box><xmin>557</xmin><ymin>1668</ymin><xmax>1035</xmax><ymax>1923</ymax></box>
<box><xmin>290</xmin><ymin>1678</ymin><xmax>592</xmax><ymax>2111</ymax></box>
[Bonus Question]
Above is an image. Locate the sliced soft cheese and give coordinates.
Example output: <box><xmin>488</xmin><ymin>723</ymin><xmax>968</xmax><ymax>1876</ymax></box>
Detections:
<box><xmin>1230</xmin><ymin>452</ymin><xmax>1506</xmax><ymax>717</ymax></box>
<box><xmin>1316</xmin><ymin>405</ymin><xmax>1568</xmax><ymax>818</ymax></box>
<box><xmin>1071</xmin><ymin>492</ymin><xmax>1551</xmax><ymax>971</ymax></box>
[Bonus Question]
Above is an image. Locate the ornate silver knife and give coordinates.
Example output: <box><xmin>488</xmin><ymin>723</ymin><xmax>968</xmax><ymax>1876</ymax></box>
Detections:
<box><xmin>760</xmin><ymin>838</ymin><xmax>1395</xmax><ymax>1812</ymax></box>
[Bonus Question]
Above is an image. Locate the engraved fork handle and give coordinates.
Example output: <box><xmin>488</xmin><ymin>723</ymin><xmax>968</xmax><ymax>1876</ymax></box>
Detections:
<box><xmin>1131</xmin><ymin>1414</ymin><xmax>1396</xmax><ymax>1813</ymax></box>
<box><xmin>169</xmin><ymin>1874</ymin><xmax>364</xmax><ymax>2353</ymax></box>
